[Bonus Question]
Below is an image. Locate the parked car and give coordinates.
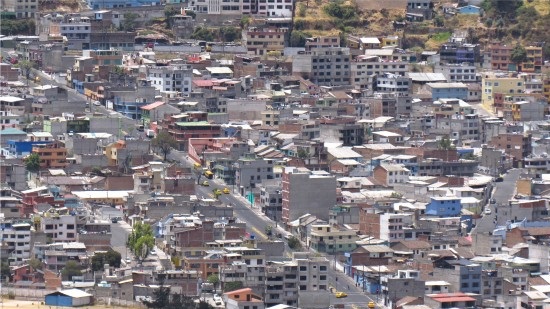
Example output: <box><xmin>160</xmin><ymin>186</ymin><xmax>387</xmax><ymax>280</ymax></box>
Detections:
<box><xmin>223</xmin><ymin>187</ymin><xmax>230</xmax><ymax>194</ymax></box>
<box><xmin>484</xmin><ymin>208</ymin><xmax>492</xmax><ymax>215</ymax></box>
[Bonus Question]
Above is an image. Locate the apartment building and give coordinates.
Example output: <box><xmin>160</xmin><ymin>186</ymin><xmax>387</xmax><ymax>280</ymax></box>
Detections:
<box><xmin>32</xmin><ymin>142</ymin><xmax>68</xmax><ymax>168</ymax></box>
<box><xmin>282</xmin><ymin>167</ymin><xmax>336</xmax><ymax>223</ymax></box>
<box><xmin>34</xmin><ymin>242</ymin><xmax>87</xmax><ymax>271</ymax></box>
<box><xmin>244</xmin><ymin>27</ymin><xmax>289</xmax><ymax>56</ymax></box>
<box><xmin>259</xmin><ymin>184</ymin><xmax>282</xmax><ymax>221</ymax></box>
<box><xmin>235</xmin><ymin>157</ymin><xmax>276</xmax><ymax>195</ymax></box>
<box><xmin>373</xmin><ymin>163</ymin><xmax>410</xmax><ymax>187</ymax></box>
<box><xmin>292</xmin><ymin>48</ymin><xmax>351</xmax><ymax>87</ymax></box>
<box><xmin>0</xmin><ymin>96</ymin><xmax>26</xmax><ymax>116</ymax></box>
<box><xmin>305</xmin><ymin>36</ymin><xmax>340</xmax><ymax>51</ymax></box>
<box><xmin>489</xmin><ymin>43</ymin><xmax>513</xmax><ymax>71</ymax></box>
<box><xmin>0</xmin><ymin>221</ymin><xmax>32</xmax><ymax>265</ymax></box>
<box><xmin>0</xmin><ymin>161</ymin><xmax>27</xmax><ymax>191</ymax></box>
<box><xmin>510</xmin><ymin>101</ymin><xmax>546</xmax><ymax>122</ymax></box>
<box><xmin>433</xmin><ymin>260</ymin><xmax>482</xmax><ymax>294</ymax></box>
<box><xmin>381</xmin><ymin>270</ymin><xmax>426</xmax><ymax>309</ymax></box>
<box><xmin>481</xmin><ymin>73</ymin><xmax>524</xmax><ymax>109</ymax></box>
<box><xmin>0</xmin><ymin>110</ymin><xmax>21</xmax><ymax>130</ymax></box>
<box><xmin>219</xmin><ymin>247</ymin><xmax>266</xmax><ymax>294</ymax></box>
<box><xmin>439</xmin><ymin>43</ymin><xmax>481</xmax><ymax>64</ymax></box>
<box><xmin>1</xmin><ymin>0</ymin><xmax>38</xmax><ymax>18</ymax></box>
<box><xmin>59</xmin><ymin>16</ymin><xmax>92</xmax><ymax>50</ymax></box>
<box><xmin>351</xmin><ymin>56</ymin><xmax>409</xmax><ymax>90</ymax></box>
<box><xmin>521</xmin><ymin>46</ymin><xmax>543</xmax><ymax>73</ymax></box>
<box><xmin>82</xmin><ymin>49</ymin><xmax>123</xmax><ymax>66</ymax></box>
<box><xmin>110</xmin><ymin>80</ymin><xmax>158</xmax><ymax>119</ymax></box>
<box><xmin>146</xmin><ymin>65</ymin><xmax>193</xmax><ymax>95</ymax></box>
<box><xmin>375</xmin><ymin>73</ymin><xmax>412</xmax><ymax>96</ymax></box>
<box><xmin>435</xmin><ymin>63</ymin><xmax>478</xmax><ymax>83</ymax></box>
<box><xmin>224</xmin><ymin>288</ymin><xmax>265</xmax><ymax>309</ymax></box>
<box><xmin>41</xmin><ymin>214</ymin><xmax>78</xmax><ymax>243</ymax></box>
<box><xmin>308</xmin><ymin>224</ymin><xmax>358</xmax><ymax>253</ymax></box>
<box><xmin>86</xmin><ymin>0</ymin><xmax>161</xmax><ymax>9</ymax></box>
<box><xmin>489</xmin><ymin>132</ymin><xmax>532</xmax><ymax>165</ymax></box>
<box><xmin>359</xmin><ymin>209</ymin><xmax>414</xmax><ymax>242</ymax></box>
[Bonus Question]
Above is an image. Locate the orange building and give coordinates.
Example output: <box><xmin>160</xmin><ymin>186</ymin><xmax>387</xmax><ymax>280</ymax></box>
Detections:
<box><xmin>32</xmin><ymin>142</ymin><xmax>68</xmax><ymax>168</ymax></box>
<box><xmin>223</xmin><ymin>288</ymin><xmax>264</xmax><ymax>309</ymax></box>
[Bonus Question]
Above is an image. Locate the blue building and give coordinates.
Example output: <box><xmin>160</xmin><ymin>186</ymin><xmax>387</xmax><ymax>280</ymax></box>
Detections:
<box><xmin>5</xmin><ymin>140</ymin><xmax>52</xmax><ymax>158</ymax></box>
<box><xmin>426</xmin><ymin>82</ymin><xmax>468</xmax><ymax>100</ymax></box>
<box><xmin>87</xmin><ymin>0</ymin><xmax>161</xmax><ymax>10</ymax></box>
<box><xmin>458</xmin><ymin>5</ymin><xmax>481</xmax><ymax>15</ymax></box>
<box><xmin>426</xmin><ymin>196</ymin><xmax>462</xmax><ymax>217</ymax></box>
<box><xmin>45</xmin><ymin>289</ymin><xmax>92</xmax><ymax>307</ymax></box>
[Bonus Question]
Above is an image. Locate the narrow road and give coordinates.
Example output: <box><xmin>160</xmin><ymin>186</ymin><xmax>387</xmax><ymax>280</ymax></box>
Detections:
<box><xmin>472</xmin><ymin>168</ymin><xmax>522</xmax><ymax>234</ymax></box>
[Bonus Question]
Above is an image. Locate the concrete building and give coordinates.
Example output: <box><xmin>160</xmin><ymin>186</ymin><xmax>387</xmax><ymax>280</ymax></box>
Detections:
<box><xmin>235</xmin><ymin>157</ymin><xmax>276</xmax><ymax>195</ymax></box>
<box><xmin>59</xmin><ymin>16</ymin><xmax>92</xmax><ymax>50</ymax></box>
<box><xmin>481</xmin><ymin>73</ymin><xmax>525</xmax><ymax>110</ymax></box>
<box><xmin>359</xmin><ymin>209</ymin><xmax>414</xmax><ymax>242</ymax></box>
<box><xmin>0</xmin><ymin>161</ymin><xmax>27</xmax><ymax>191</ymax></box>
<box><xmin>146</xmin><ymin>65</ymin><xmax>193</xmax><ymax>95</ymax></box>
<box><xmin>435</xmin><ymin>63</ymin><xmax>478</xmax><ymax>83</ymax></box>
<box><xmin>425</xmin><ymin>82</ymin><xmax>468</xmax><ymax>101</ymax></box>
<box><xmin>1</xmin><ymin>0</ymin><xmax>38</xmax><ymax>18</ymax></box>
<box><xmin>433</xmin><ymin>260</ymin><xmax>482</xmax><ymax>294</ymax></box>
<box><xmin>224</xmin><ymin>288</ymin><xmax>265</xmax><ymax>309</ymax></box>
<box><xmin>375</xmin><ymin>73</ymin><xmax>412</xmax><ymax>96</ymax></box>
<box><xmin>110</xmin><ymin>80</ymin><xmax>158</xmax><ymax>120</ymax></box>
<box><xmin>32</xmin><ymin>142</ymin><xmax>68</xmax><ymax>168</ymax></box>
<box><xmin>406</xmin><ymin>0</ymin><xmax>434</xmax><ymax>20</ymax></box>
<box><xmin>373</xmin><ymin>163</ymin><xmax>410</xmax><ymax>187</ymax></box>
<box><xmin>292</xmin><ymin>48</ymin><xmax>351</xmax><ymax>87</ymax></box>
<box><xmin>281</xmin><ymin>167</ymin><xmax>336</xmax><ymax>224</ymax></box>
<box><xmin>425</xmin><ymin>196</ymin><xmax>462</xmax><ymax>217</ymax></box>
<box><xmin>308</xmin><ymin>224</ymin><xmax>358</xmax><ymax>253</ymax></box>
<box><xmin>351</xmin><ymin>56</ymin><xmax>409</xmax><ymax>90</ymax></box>
<box><xmin>244</xmin><ymin>27</ymin><xmax>289</xmax><ymax>56</ymax></box>
<box><xmin>259</xmin><ymin>184</ymin><xmax>282</xmax><ymax>221</ymax></box>
<box><xmin>1</xmin><ymin>221</ymin><xmax>32</xmax><ymax>265</ymax></box>
<box><xmin>40</xmin><ymin>214</ymin><xmax>78</xmax><ymax>243</ymax></box>
<box><xmin>510</xmin><ymin>101</ymin><xmax>546</xmax><ymax>122</ymax></box>
<box><xmin>439</xmin><ymin>43</ymin><xmax>481</xmax><ymax>65</ymax></box>
<box><xmin>488</xmin><ymin>132</ymin><xmax>532</xmax><ymax>165</ymax></box>
<box><xmin>381</xmin><ymin>270</ymin><xmax>426</xmax><ymax>309</ymax></box>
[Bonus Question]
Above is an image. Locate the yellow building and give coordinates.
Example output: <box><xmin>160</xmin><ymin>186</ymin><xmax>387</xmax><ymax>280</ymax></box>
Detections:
<box><xmin>521</xmin><ymin>46</ymin><xmax>543</xmax><ymax>73</ymax></box>
<box><xmin>481</xmin><ymin>73</ymin><xmax>524</xmax><ymax>110</ymax></box>
<box><xmin>543</xmin><ymin>78</ymin><xmax>550</xmax><ymax>101</ymax></box>
<box><xmin>381</xmin><ymin>35</ymin><xmax>399</xmax><ymax>47</ymax></box>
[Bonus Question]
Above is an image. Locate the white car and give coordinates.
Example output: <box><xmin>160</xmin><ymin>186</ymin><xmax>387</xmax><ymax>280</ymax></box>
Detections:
<box><xmin>484</xmin><ymin>208</ymin><xmax>492</xmax><ymax>215</ymax></box>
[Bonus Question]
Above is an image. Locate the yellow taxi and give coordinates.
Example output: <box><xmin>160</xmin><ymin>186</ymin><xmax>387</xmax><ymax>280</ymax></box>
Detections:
<box><xmin>201</xmin><ymin>181</ymin><xmax>209</xmax><ymax>186</ymax></box>
<box><xmin>223</xmin><ymin>187</ymin><xmax>230</xmax><ymax>194</ymax></box>
<box><xmin>335</xmin><ymin>292</ymin><xmax>347</xmax><ymax>298</ymax></box>
<box><xmin>368</xmin><ymin>302</ymin><xmax>376</xmax><ymax>309</ymax></box>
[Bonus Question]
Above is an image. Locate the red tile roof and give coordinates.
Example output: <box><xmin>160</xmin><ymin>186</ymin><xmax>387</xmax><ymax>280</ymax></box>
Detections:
<box><xmin>141</xmin><ymin>101</ymin><xmax>164</xmax><ymax>110</ymax></box>
<box><xmin>193</xmin><ymin>80</ymin><xmax>214</xmax><ymax>87</ymax></box>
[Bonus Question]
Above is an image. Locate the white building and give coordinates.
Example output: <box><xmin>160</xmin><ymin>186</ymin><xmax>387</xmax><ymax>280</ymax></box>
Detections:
<box><xmin>375</xmin><ymin>73</ymin><xmax>412</xmax><ymax>96</ymax></box>
<box><xmin>351</xmin><ymin>56</ymin><xmax>409</xmax><ymax>90</ymax></box>
<box><xmin>435</xmin><ymin>63</ymin><xmax>478</xmax><ymax>83</ymax></box>
<box><xmin>41</xmin><ymin>214</ymin><xmax>78</xmax><ymax>242</ymax></box>
<box><xmin>1</xmin><ymin>222</ymin><xmax>32</xmax><ymax>265</ymax></box>
<box><xmin>59</xmin><ymin>17</ymin><xmax>92</xmax><ymax>50</ymax></box>
<box><xmin>146</xmin><ymin>65</ymin><xmax>194</xmax><ymax>95</ymax></box>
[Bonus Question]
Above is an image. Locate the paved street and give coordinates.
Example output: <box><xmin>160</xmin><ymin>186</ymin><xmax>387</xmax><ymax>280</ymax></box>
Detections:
<box><xmin>31</xmin><ymin>69</ymin><xmax>139</xmax><ymax>135</ymax></box>
<box><xmin>472</xmin><ymin>168</ymin><xmax>522</xmax><ymax>234</ymax></box>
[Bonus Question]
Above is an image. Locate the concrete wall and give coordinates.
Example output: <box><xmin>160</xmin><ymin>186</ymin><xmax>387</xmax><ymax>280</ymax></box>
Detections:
<box><xmin>227</xmin><ymin>99</ymin><xmax>268</xmax><ymax>121</ymax></box>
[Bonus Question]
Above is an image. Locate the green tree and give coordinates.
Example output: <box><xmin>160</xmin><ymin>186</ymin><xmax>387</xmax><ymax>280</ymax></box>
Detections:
<box><xmin>510</xmin><ymin>44</ymin><xmax>528</xmax><ymax>71</ymax></box>
<box><xmin>184</xmin><ymin>10</ymin><xmax>196</xmax><ymax>19</ymax></box>
<box><xmin>0</xmin><ymin>19</ymin><xmax>35</xmax><ymax>35</ymax></box>
<box><xmin>127</xmin><ymin>222</ymin><xmax>155</xmax><ymax>260</ymax></box>
<box><xmin>91</xmin><ymin>249</ymin><xmax>122</xmax><ymax>271</ymax></box>
<box><xmin>289</xmin><ymin>31</ymin><xmax>308</xmax><ymax>47</ymax></box>
<box><xmin>0</xmin><ymin>262</ymin><xmax>12</xmax><ymax>281</ymax></box>
<box><xmin>207</xmin><ymin>274</ymin><xmax>220</xmax><ymax>292</ymax></box>
<box><xmin>287</xmin><ymin>236</ymin><xmax>302</xmax><ymax>250</ymax></box>
<box><xmin>29</xmin><ymin>258</ymin><xmax>43</xmax><ymax>271</ymax></box>
<box><xmin>121</xmin><ymin>13</ymin><xmax>138</xmax><ymax>31</ymax></box>
<box><xmin>239</xmin><ymin>16</ymin><xmax>251</xmax><ymax>29</ymax></box>
<box><xmin>164</xmin><ymin>6</ymin><xmax>179</xmax><ymax>28</ymax></box>
<box><xmin>191</xmin><ymin>27</ymin><xmax>215</xmax><ymax>41</ymax></box>
<box><xmin>144</xmin><ymin>281</ymin><xmax>170</xmax><ymax>309</ymax></box>
<box><xmin>151</xmin><ymin>130</ymin><xmax>177</xmax><ymax>161</ymax></box>
<box><xmin>223</xmin><ymin>281</ymin><xmax>243</xmax><ymax>292</ymax></box>
<box><xmin>61</xmin><ymin>260</ymin><xmax>82</xmax><ymax>281</ymax></box>
<box><xmin>24</xmin><ymin>153</ymin><xmax>40</xmax><ymax>175</ymax></box>
<box><xmin>16</xmin><ymin>60</ymin><xmax>35</xmax><ymax>81</ymax></box>
<box><xmin>219</xmin><ymin>26</ymin><xmax>241</xmax><ymax>42</ymax></box>
<box><xmin>438</xmin><ymin>136</ymin><xmax>455</xmax><ymax>150</ymax></box>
